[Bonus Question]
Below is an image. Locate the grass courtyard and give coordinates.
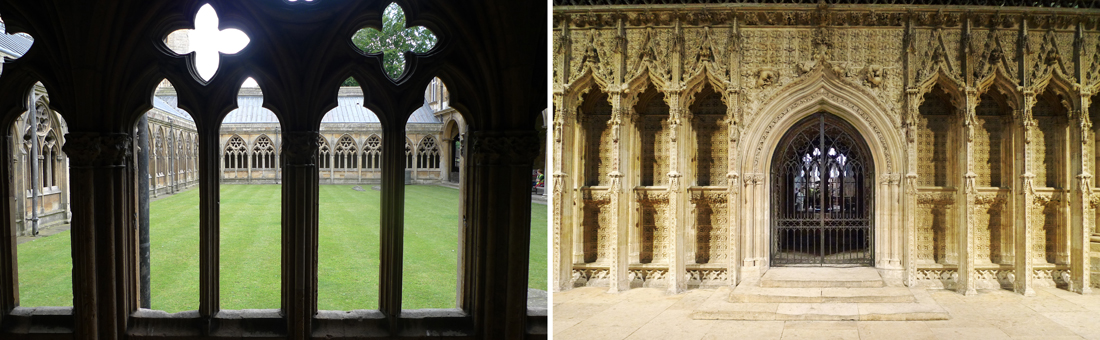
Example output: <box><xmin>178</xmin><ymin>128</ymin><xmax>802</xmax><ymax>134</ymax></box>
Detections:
<box><xmin>17</xmin><ymin>184</ymin><xmax>548</xmax><ymax>312</ymax></box>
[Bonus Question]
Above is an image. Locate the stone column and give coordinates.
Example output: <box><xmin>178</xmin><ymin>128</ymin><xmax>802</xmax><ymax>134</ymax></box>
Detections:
<box><xmin>958</xmin><ymin>89</ymin><xmax>978</xmax><ymax>296</ymax></box>
<box><xmin>552</xmin><ymin>94</ymin><xmax>574</xmax><ymax>292</ymax></box>
<box><xmin>1071</xmin><ymin>100</ymin><xmax>1094</xmax><ymax>294</ymax></box>
<box><xmin>665</xmin><ymin>91</ymin><xmax>687</xmax><ymax>294</ymax></box>
<box><xmin>904</xmin><ymin>89</ymin><xmax>920</xmax><ymax>286</ymax></box>
<box><xmin>63</xmin><ymin>132</ymin><xmax>137</xmax><ymax>338</ymax></box>
<box><xmin>1015</xmin><ymin>92</ymin><xmax>1038</xmax><ymax>296</ymax></box>
<box><xmin>726</xmin><ymin>89</ymin><xmax>741</xmax><ymax>287</ymax></box>
<box><xmin>466</xmin><ymin>131</ymin><xmax>540</xmax><ymax>338</ymax></box>
<box><xmin>608</xmin><ymin>91</ymin><xmax>629</xmax><ymax>293</ymax></box>
<box><xmin>280</xmin><ymin>131</ymin><xmax>320</xmax><ymax>338</ymax></box>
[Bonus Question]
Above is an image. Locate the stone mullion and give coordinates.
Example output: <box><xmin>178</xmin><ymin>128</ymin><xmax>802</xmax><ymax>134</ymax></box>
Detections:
<box><xmin>571</xmin><ymin>104</ymin><xmax>585</xmax><ymax>266</ymax></box>
<box><xmin>959</xmin><ymin>90</ymin><xmax>978</xmax><ymax>296</ymax></box>
<box><xmin>552</xmin><ymin>93</ymin><xmax>573</xmax><ymax>292</ymax></box>
<box><xmin>904</xmin><ymin>89</ymin><xmax>920</xmax><ymax>287</ymax></box>
<box><xmin>466</xmin><ymin>131</ymin><xmax>540</xmax><ymax>338</ymax></box>
<box><xmin>380</xmin><ymin>124</ymin><xmax>406</xmax><ymax>318</ymax></box>
<box><xmin>196</xmin><ymin>128</ymin><xmax>222</xmax><ymax>318</ymax></box>
<box><xmin>608</xmin><ymin>91</ymin><xmax>629</xmax><ymax>293</ymax></box>
<box><xmin>1016</xmin><ymin>92</ymin><xmax>1038</xmax><ymax>296</ymax></box>
<box><xmin>63</xmin><ymin>133</ymin><xmax>136</xmax><ymax>338</ymax></box>
<box><xmin>280</xmin><ymin>131</ymin><xmax>320</xmax><ymax>338</ymax></box>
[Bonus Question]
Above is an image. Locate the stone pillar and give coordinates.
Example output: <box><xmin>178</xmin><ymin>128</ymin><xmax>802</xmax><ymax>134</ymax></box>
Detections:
<box><xmin>1071</xmin><ymin>100</ymin><xmax>1094</xmax><ymax>294</ymax></box>
<box><xmin>608</xmin><ymin>91</ymin><xmax>629</xmax><ymax>293</ymax></box>
<box><xmin>552</xmin><ymin>94</ymin><xmax>573</xmax><ymax>292</ymax></box>
<box><xmin>281</xmin><ymin>131</ymin><xmax>320</xmax><ymax>338</ymax></box>
<box><xmin>466</xmin><ymin>131</ymin><xmax>540</xmax><ymax>338</ymax></box>
<box><xmin>62</xmin><ymin>132</ymin><xmax>137</xmax><ymax>338</ymax></box>
<box><xmin>666</xmin><ymin>91</ymin><xmax>687</xmax><ymax>294</ymax></box>
<box><xmin>958</xmin><ymin>89</ymin><xmax>978</xmax><ymax>296</ymax></box>
<box><xmin>1015</xmin><ymin>92</ymin><xmax>1038</xmax><ymax>296</ymax></box>
<box><xmin>726</xmin><ymin>90</ymin><xmax>741</xmax><ymax>287</ymax></box>
<box><xmin>904</xmin><ymin>89</ymin><xmax>920</xmax><ymax>286</ymax></box>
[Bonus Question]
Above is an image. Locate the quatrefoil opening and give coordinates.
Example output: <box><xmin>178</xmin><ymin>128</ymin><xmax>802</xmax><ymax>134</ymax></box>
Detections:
<box><xmin>352</xmin><ymin>3</ymin><xmax>437</xmax><ymax>81</ymax></box>
<box><xmin>165</xmin><ymin>4</ymin><xmax>250</xmax><ymax>84</ymax></box>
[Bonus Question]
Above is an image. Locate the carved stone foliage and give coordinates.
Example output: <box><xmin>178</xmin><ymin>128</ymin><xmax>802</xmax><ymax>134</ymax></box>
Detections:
<box><xmin>916</xmin><ymin>104</ymin><xmax>952</xmax><ymax>187</ymax></box>
<box><xmin>692</xmin><ymin>89</ymin><xmax>728</xmax><ymax>186</ymax></box>
<box><xmin>914</xmin><ymin>29</ymin><xmax>961</xmax><ymax>87</ymax></box>
<box><xmin>626</xmin><ymin>27</ymin><xmax>674</xmax><ymax>86</ymax></box>
<box><xmin>1033</xmin><ymin>268</ymin><xmax>1072</xmax><ymax>288</ymax></box>
<box><xmin>581</xmin><ymin>199</ymin><xmax>611</xmax><ymax>263</ymax></box>
<box><xmin>973</xmin><ymin>192</ymin><xmax>1008</xmax><ymax>264</ymax></box>
<box><xmin>639</xmin><ymin>200</ymin><xmax>672</xmax><ymax>264</ymax></box>
<box><xmin>1031</xmin><ymin>192</ymin><xmax>1062</xmax><ymax>264</ymax></box>
<box><xmin>974</xmin><ymin>100</ymin><xmax>1007</xmax><ymax>188</ymax></box>
<box><xmin>1084</xmin><ymin>32</ymin><xmax>1100</xmax><ymax>89</ymax></box>
<box><xmin>639</xmin><ymin>94</ymin><xmax>671</xmax><ymax>186</ymax></box>
<box><xmin>915</xmin><ymin>269</ymin><xmax>959</xmax><ymax>290</ymax></box>
<box><xmin>584</xmin><ymin>100</ymin><xmax>613</xmax><ymax>186</ymax></box>
<box><xmin>740</xmin><ymin>29</ymin><xmax>810</xmax><ymax>118</ymax></box>
<box><xmin>691</xmin><ymin>191</ymin><xmax>727</xmax><ymax>264</ymax></box>
<box><xmin>63</xmin><ymin>133</ymin><xmax>132</xmax><ymax>167</ymax></box>
<box><xmin>916</xmin><ymin>192</ymin><xmax>954</xmax><ymax>263</ymax></box>
<box><xmin>682</xmin><ymin>27</ymin><xmax>734</xmax><ymax>84</ymax></box>
<box><xmin>971</xmin><ymin>29</ymin><xmax>1019</xmax><ymax>84</ymax></box>
<box><xmin>572</xmin><ymin>268</ymin><xmax>610</xmax><ymax>287</ymax></box>
<box><xmin>686</xmin><ymin>268</ymin><xmax>728</xmax><ymax>289</ymax></box>
<box><xmin>570</xmin><ymin>28</ymin><xmax>618</xmax><ymax>85</ymax></box>
<box><xmin>1027</xmin><ymin>30</ymin><xmax>1076</xmax><ymax>85</ymax></box>
<box><xmin>628</xmin><ymin>269</ymin><xmax>668</xmax><ymax>289</ymax></box>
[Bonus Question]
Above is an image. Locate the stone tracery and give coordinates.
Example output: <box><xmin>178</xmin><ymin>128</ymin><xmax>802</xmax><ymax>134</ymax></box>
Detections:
<box><xmin>555</xmin><ymin>4</ymin><xmax>1100</xmax><ymax>294</ymax></box>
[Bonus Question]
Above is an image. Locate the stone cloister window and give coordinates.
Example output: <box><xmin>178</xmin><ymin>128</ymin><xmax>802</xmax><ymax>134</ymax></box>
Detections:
<box><xmin>224</xmin><ymin>135</ymin><xmax>247</xmax><ymax>169</ymax></box>
<box><xmin>363</xmin><ymin>134</ymin><xmax>382</xmax><ymax>169</ymax></box>
<box><xmin>335</xmin><ymin>135</ymin><xmax>358</xmax><ymax>169</ymax></box>
<box><xmin>319</xmin><ymin>136</ymin><xmax>332</xmax><ymax>169</ymax></box>
<box><xmin>405</xmin><ymin>140</ymin><xmax>414</xmax><ymax>169</ymax></box>
<box><xmin>0</xmin><ymin>1</ymin><xmax>544</xmax><ymax>337</ymax></box>
<box><xmin>416</xmin><ymin>135</ymin><xmax>440</xmax><ymax>169</ymax></box>
<box><xmin>252</xmin><ymin>135</ymin><xmax>276</xmax><ymax>169</ymax></box>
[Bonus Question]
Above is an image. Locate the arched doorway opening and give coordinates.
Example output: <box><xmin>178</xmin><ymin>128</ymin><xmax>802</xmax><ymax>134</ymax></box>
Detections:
<box><xmin>771</xmin><ymin>112</ymin><xmax>874</xmax><ymax>266</ymax></box>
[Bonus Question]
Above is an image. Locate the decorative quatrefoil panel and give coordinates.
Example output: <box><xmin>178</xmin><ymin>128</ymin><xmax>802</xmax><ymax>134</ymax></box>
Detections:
<box><xmin>352</xmin><ymin>3</ymin><xmax>437</xmax><ymax>81</ymax></box>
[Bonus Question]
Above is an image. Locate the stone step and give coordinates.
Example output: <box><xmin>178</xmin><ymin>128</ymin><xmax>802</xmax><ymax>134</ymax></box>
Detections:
<box><xmin>693</xmin><ymin>286</ymin><xmax>950</xmax><ymax>321</ymax></box>
<box><xmin>730</xmin><ymin>286</ymin><xmax>916</xmax><ymax>303</ymax></box>
<box><xmin>759</xmin><ymin>267</ymin><xmax>885</xmax><ymax>288</ymax></box>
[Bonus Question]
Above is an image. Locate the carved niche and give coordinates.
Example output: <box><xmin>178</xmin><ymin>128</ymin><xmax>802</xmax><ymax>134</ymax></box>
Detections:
<box><xmin>690</xmin><ymin>87</ymin><xmax>728</xmax><ymax>187</ymax></box>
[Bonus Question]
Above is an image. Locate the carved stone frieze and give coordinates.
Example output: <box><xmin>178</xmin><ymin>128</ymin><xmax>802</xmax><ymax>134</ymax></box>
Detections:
<box><xmin>63</xmin><ymin>133</ymin><xmax>132</xmax><ymax>168</ymax></box>
<box><xmin>468</xmin><ymin>131</ymin><xmax>541</xmax><ymax>166</ymax></box>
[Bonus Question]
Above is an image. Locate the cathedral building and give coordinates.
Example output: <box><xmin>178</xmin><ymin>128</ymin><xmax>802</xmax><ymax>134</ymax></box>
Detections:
<box><xmin>553</xmin><ymin>1</ymin><xmax>1100</xmax><ymax>297</ymax></box>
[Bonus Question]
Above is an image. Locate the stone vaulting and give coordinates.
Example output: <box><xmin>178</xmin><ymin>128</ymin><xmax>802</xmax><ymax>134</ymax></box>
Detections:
<box><xmin>552</xmin><ymin>3</ymin><xmax>1100</xmax><ymax>297</ymax></box>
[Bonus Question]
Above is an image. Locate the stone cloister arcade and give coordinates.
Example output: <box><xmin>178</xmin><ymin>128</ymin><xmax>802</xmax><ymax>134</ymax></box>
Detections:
<box><xmin>552</xmin><ymin>4</ymin><xmax>1100</xmax><ymax>297</ymax></box>
<box><xmin>0</xmin><ymin>1</ymin><xmax>545</xmax><ymax>338</ymax></box>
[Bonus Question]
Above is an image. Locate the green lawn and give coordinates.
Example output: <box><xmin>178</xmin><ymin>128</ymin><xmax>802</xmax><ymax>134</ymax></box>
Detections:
<box><xmin>17</xmin><ymin>184</ymin><xmax>548</xmax><ymax>312</ymax></box>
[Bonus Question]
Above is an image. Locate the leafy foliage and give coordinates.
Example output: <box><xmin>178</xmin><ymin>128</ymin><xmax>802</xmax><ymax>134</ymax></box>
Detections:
<box><xmin>344</xmin><ymin>3</ymin><xmax>437</xmax><ymax>86</ymax></box>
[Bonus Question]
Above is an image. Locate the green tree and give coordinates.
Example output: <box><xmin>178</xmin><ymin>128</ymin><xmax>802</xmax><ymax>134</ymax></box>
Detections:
<box><xmin>344</xmin><ymin>3</ymin><xmax>437</xmax><ymax>86</ymax></box>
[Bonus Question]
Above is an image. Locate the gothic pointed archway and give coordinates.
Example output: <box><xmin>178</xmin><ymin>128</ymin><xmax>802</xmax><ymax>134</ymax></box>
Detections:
<box><xmin>770</xmin><ymin>112</ymin><xmax>874</xmax><ymax>266</ymax></box>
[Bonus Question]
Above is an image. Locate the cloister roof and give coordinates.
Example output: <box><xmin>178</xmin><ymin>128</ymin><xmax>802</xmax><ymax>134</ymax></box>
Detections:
<box><xmin>153</xmin><ymin>90</ymin><xmax>441</xmax><ymax>125</ymax></box>
<box><xmin>0</xmin><ymin>23</ymin><xmax>33</xmax><ymax>58</ymax></box>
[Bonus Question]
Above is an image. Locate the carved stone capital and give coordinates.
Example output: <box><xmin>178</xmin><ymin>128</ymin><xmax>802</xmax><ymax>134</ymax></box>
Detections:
<box><xmin>280</xmin><ymin>132</ymin><xmax>319</xmax><ymax>166</ymax></box>
<box><xmin>63</xmin><ymin>132</ymin><xmax>132</xmax><ymax>168</ymax></box>
<box><xmin>469</xmin><ymin>131</ymin><xmax>541</xmax><ymax>166</ymax></box>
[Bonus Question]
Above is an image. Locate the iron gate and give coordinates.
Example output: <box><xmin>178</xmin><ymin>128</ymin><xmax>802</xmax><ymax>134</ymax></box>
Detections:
<box><xmin>771</xmin><ymin>113</ymin><xmax>873</xmax><ymax>266</ymax></box>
